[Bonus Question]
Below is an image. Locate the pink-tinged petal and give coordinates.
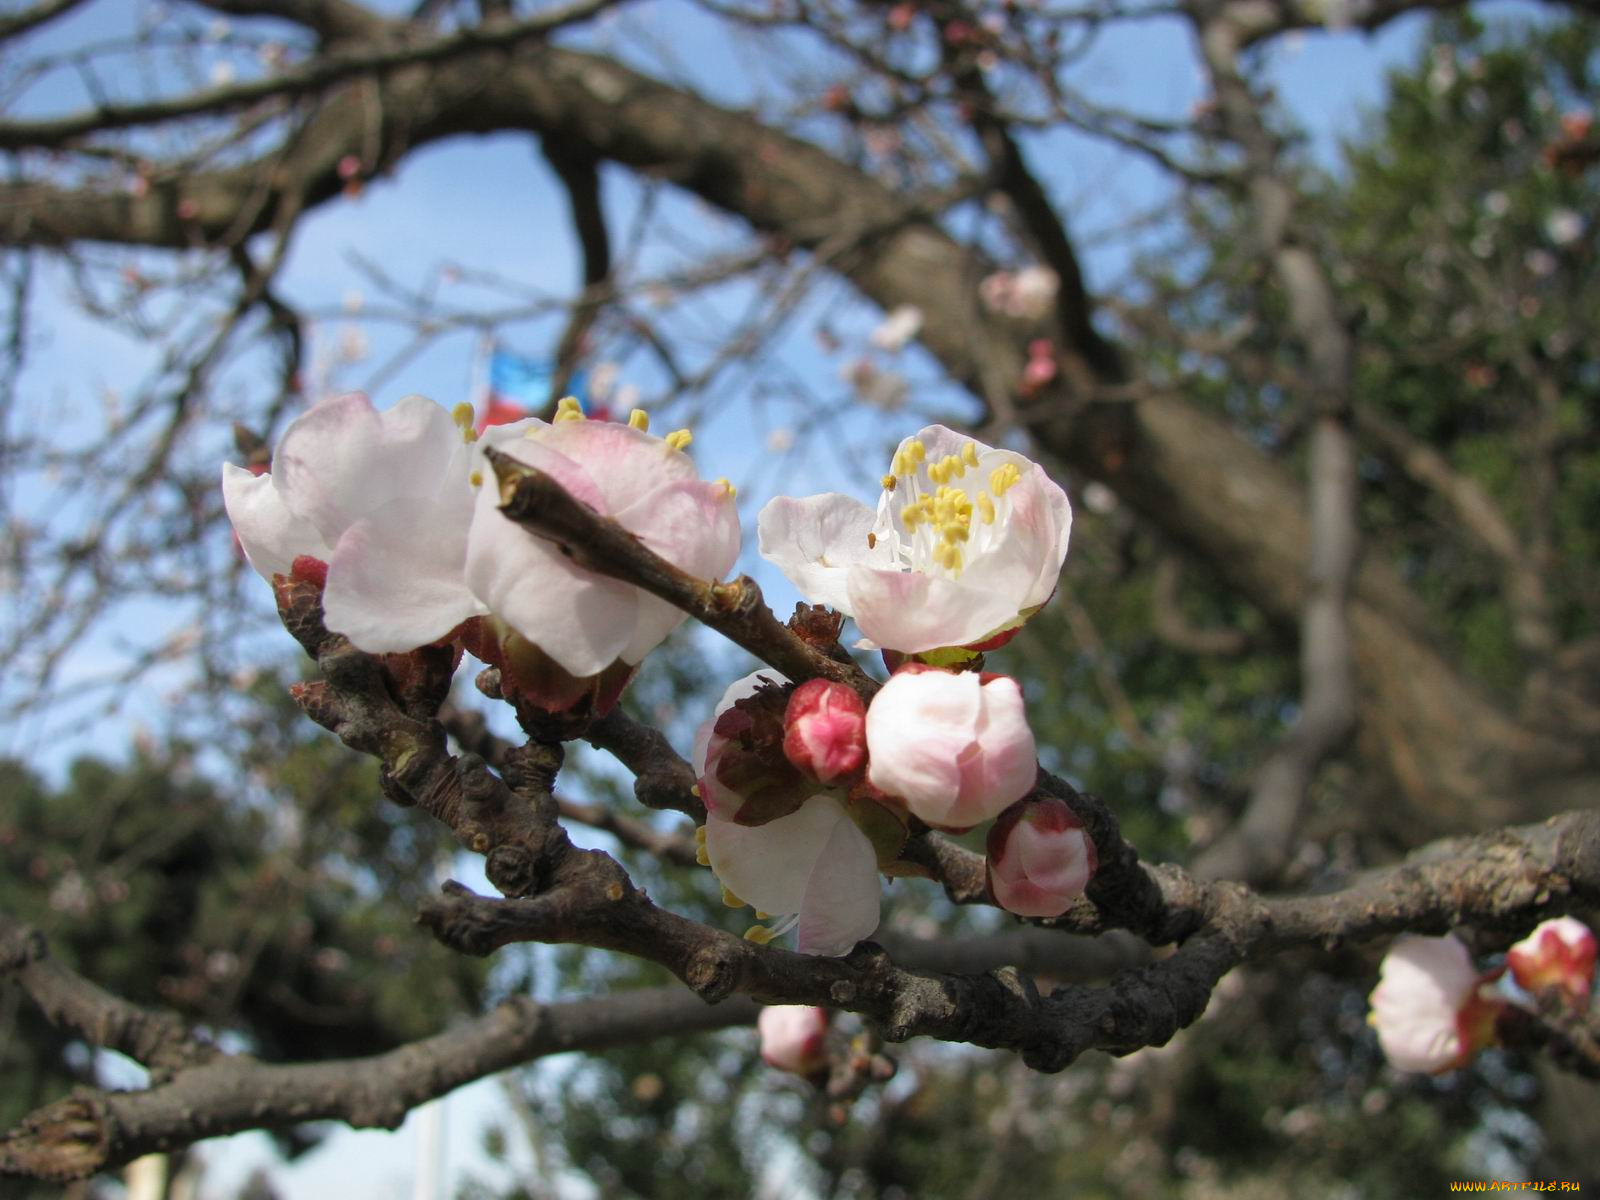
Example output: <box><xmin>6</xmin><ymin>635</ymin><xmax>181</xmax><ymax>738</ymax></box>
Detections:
<box><xmin>704</xmin><ymin>794</ymin><xmax>841</xmax><ymax>920</ymax></box>
<box><xmin>865</xmin><ymin>670</ymin><xmax>978</xmax><ymax>818</ymax></box>
<box><xmin>322</xmin><ymin>494</ymin><xmax>484</xmax><ymax>653</ymax></box>
<box><xmin>758</xmin><ymin>1006</ymin><xmax>830</xmax><ymax>1074</ymax></box>
<box><xmin>608</xmin><ymin>486</ymin><xmax>736</xmax><ymax>668</ymax></box>
<box><xmin>965</xmin><ymin>676</ymin><xmax>1038</xmax><ymax>813</ymax></box>
<box><xmin>275</xmin><ymin>394</ymin><xmax>466</xmax><ymax>543</ymax></box>
<box><xmin>797</xmin><ymin>805</ymin><xmax>881</xmax><ymax>956</ymax></box>
<box><xmin>758</xmin><ymin>493</ymin><xmax>886</xmax><ymax>612</ymax></box>
<box><xmin>1368</xmin><ymin>935</ymin><xmax>1487</xmax><ymax>1074</ymax></box>
<box><xmin>847</xmin><ymin>568</ymin><xmax>1022</xmax><ymax>654</ymax></box>
<box><xmin>534</xmin><ymin>419</ymin><xmax>699</xmax><ymax>511</ymax></box>
<box><xmin>222</xmin><ymin>463</ymin><xmax>332</xmax><ymax>579</ymax></box>
<box><xmin>1507</xmin><ymin>917</ymin><xmax>1596</xmax><ymax>1003</ymax></box>
<box><xmin>784</xmin><ymin>679</ymin><xmax>867</xmax><ymax>784</ymax></box>
<box><xmin>986</xmin><ymin>799</ymin><xmax>1094</xmax><ymax>918</ymax></box>
<box><xmin>867</xmin><ymin>670</ymin><xmax>1035</xmax><ymax>827</ymax></box>
<box><xmin>613</xmin><ymin>478</ymin><xmax>741</xmax><ymax>583</ymax></box>
<box><xmin>481</xmin><ymin>424</ymin><xmax>607</xmax><ymax>514</ymax></box>
<box><xmin>465</xmin><ymin>478</ymin><xmax>636</xmax><ymax>676</ymax></box>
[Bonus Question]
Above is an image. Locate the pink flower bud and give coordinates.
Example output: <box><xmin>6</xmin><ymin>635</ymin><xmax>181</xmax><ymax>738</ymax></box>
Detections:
<box><xmin>865</xmin><ymin>666</ymin><xmax>1037</xmax><ymax>829</ymax></box>
<box><xmin>758</xmin><ymin>1005</ymin><xmax>830</xmax><ymax>1075</ymax></box>
<box><xmin>1368</xmin><ymin>935</ymin><xmax>1503</xmax><ymax>1074</ymax></box>
<box><xmin>985</xmin><ymin>796</ymin><xmax>1096</xmax><ymax>918</ymax></box>
<box><xmin>783</xmin><ymin>679</ymin><xmax>867</xmax><ymax>785</ymax></box>
<box><xmin>1507</xmin><ymin>917</ymin><xmax>1596</xmax><ymax>1006</ymax></box>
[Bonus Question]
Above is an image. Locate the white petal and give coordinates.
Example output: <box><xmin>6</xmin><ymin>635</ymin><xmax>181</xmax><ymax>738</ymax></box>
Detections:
<box><xmin>796</xmin><ymin>807</ymin><xmax>881</xmax><ymax>956</ymax></box>
<box><xmin>321</xmin><ymin>494</ymin><xmax>483</xmax><ymax>653</ymax></box>
<box><xmin>847</xmin><ymin>567</ymin><xmax>1021</xmax><ymax>653</ymax></box>
<box><xmin>464</xmin><ymin>478</ymin><xmax>636</xmax><ymax>676</ymax></box>
<box><xmin>704</xmin><ymin>794</ymin><xmax>843</xmax><ymax>920</ymax></box>
<box><xmin>222</xmin><ymin>464</ymin><xmax>332</xmax><ymax>579</ymax></box>
<box><xmin>865</xmin><ymin>670</ymin><xmax>979</xmax><ymax>816</ymax></box>
<box><xmin>758</xmin><ymin>493</ymin><xmax>885</xmax><ymax>612</ymax></box>
<box><xmin>275</xmin><ymin>394</ymin><xmax>466</xmax><ymax>543</ymax></box>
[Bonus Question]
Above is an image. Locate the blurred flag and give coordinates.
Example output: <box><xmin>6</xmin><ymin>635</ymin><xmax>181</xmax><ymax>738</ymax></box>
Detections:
<box><xmin>480</xmin><ymin>346</ymin><xmax>588</xmax><ymax>429</ymax></box>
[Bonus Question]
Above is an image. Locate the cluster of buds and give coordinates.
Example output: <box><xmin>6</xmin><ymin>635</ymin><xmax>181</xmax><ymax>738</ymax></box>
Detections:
<box><xmin>1368</xmin><ymin>918</ymin><xmax>1597</xmax><ymax>1075</ymax></box>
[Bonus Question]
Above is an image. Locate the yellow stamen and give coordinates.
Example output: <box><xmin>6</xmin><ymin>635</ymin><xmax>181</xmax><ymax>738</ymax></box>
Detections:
<box><xmin>469</xmin><ymin>469</ymin><xmax>483</xmax><ymax>488</ymax></box>
<box><xmin>977</xmin><ymin>492</ymin><xmax>996</xmax><ymax>524</ymax></box>
<box><xmin>961</xmin><ymin>441</ymin><xmax>979</xmax><ymax>467</ymax></box>
<box><xmin>910</xmin><ymin>439</ymin><xmax>926</xmax><ymax>464</ymax></box>
<box><xmin>881</xmin><ymin>474</ymin><xmax>896</xmax><ymax>492</ymax></box>
<box><xmin>990</xmin><ymin>462</ymin><xmax>1022</xmax><ymax>495</ymax></box>
<box><xmin>755</xmin><ymin>911</ymin><xmax>772</xmax><ymax>921</ymax></box>
<box><xmin>555</xmin><ymin>395</ymin><xmax>584</xmax><ymax>423</ymax></box>
<box><xmin>744</xmin><ymin>924</ymin><xmax>779</xmax><ymax>945</ymax></box>
<box><xmin>451</xmin><ymin>402</ymin><xmax>475</xmax><ymax>428</ymax></box>
<box><xmin>716</xmin><ymin>477</ymin><xmax>737</xmax><ymax>500</ymax></box>
<box><xmin>721</xmin><ymin>886</ymin><xmax>745</xmax><ymax>909</ymax></box>
<box><xmin>628</xmin><ymin>408</ymin><xmax>650</xmax><ymax>431</ymax></box>
<box><xmin>691</xmin><ymin>783</ymin><xmax>702</xmax><ymax>798</ymax></box>
<box><xmin>867</xmin><ymin>532</ymin><xmax>877</xmax><ymax>549</ymax></box>
<box><xmin>695</xmin><ymin>825</ymin><xmax>707</xmax><ymax>843</ymax></box>
<box><xmin>696</xmin><ymin>845</ymin><xmax>711</xmax><ymax>867</ymax></box>
<box><xmin>665</xmin><ymin>428</ymin><xmax>692</xmax><ymax>451</ymax></box>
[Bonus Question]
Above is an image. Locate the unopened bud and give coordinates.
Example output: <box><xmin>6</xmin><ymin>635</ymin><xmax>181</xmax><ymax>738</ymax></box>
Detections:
<box><xmin>758</xmin><ymin>1005</ymin><xmax>830</xmax><ymax>1076</ymax></box>
<box><xmin>985</xmin><ymin>796</ymin><xmax>1095</xmax><ymax>918</ymax></box>
<box><xmin>1507</xmin><ymin>917</ymin><xmax>1596</xmax><ymax>1007</ymax></box>
<box><xmin>783</xmin><ymin>679</ymin><xmax>867</xmax><ymax>785</ymax></box>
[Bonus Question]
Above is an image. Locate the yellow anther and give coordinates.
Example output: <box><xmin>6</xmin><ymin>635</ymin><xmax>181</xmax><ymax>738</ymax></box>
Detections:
<box><xmin>755</xmin><ymin>911</ymin><xmax>772</xmax><ymax>921</ymax></box>
<box><xmin>694</xmin><ymin>825</ymin><xmax>707</xmax><ymax>843</ymax></box>
<box><xmin>462</xmin><ymin>428</ymin><xmax>479</xmax><ymax>444</ymax></box>
<box><xmin>977</xmin><ymin>492</ymin><xmax>996</xmax><ymax>524</ymax></box>
<box><xmin>744</xmin><ymin>924</ymin><xmax>779</xmax><ymax>945</ymax></box>
<box><xmin>961</xmin><ymin>441</ymin><xmax>979</xmax><ymax>467</ymax></box>
<box><xmin>555</xmin><ymin>395</ymin><xmax>584</xmax><ymax>423</ymax></box>
<box><xmin>665</xmin><ymin>428</ymin><xmax>693</xmax><ymax>451</ymax></box>
<box><xmin>469</xmin><ymin>469</ymin><xmax>483</xmax><ymax>488</ymax></box>
<box><xmin>721</xmin><ymin>886</ymin><xmax>745</xmax><ymax>909</ymax></box>
<box><xmin>909</xmin><ymin>439</ymin><xmax>926</xmax><ymax>464</ymax></box>
<box><xmin>867</xmin><ymin>532</ymin><xmax>877</xmax><ymax>549</ymax></box>
<box><xmin>628</xmin><ymin>408</ymin><xmax>650</xmax><ymax>431</ymax></box>
<box><xmin>881</xmin><ymin>474</ymin><xmax>896</xmax><ymax>492</ymax></box>
<box><xmin>451</xmin><ymin>401</ymin><xmax>475</xmax><ymax>428</ymax></box>
<box><xmin>695</xmin><ymin>845</ymin><xmax>711</xmax><ymax>867</ymax></box>
<box><xmin>691</xmin><ymin>783</ymin><xmax>702</xmax><ymax>798</ymax></box>
<box><xmin>716</xmin><ymin>477</ymin><xmax>737</xmax><ymax>500</ymax></box>
<box><xmin>990</xmin><ymin>462</ymin><xmax>1022</xmax><ymax>495</ymax></box>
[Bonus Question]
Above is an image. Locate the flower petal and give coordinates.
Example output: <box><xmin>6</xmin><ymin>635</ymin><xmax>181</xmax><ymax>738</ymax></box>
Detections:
<box><xmin>322</xmin><ymin>494</ymin><xmax>484</xmax><ymax>652</ymax></box>
<box><xmin>534</xmin><ymin>419</ymin><xmax>700</xmax><ymax>510</ymax></box>
<box><xmin>865</xmin><ymin>670</ymin><xmax>979</xmax><ymax>813</ymax></box>
<box><xmin>797</xmin><ymin>806</ymin><xmax>881</xmax><ymax>956</ymax></box>
<box><xmin>758</xmin><ymin>493</ymin><xmax>886</xmax><ymax>612</ymax></box>
<box><xmin>464</xmin><ymin>476</ymin><xmax>636</xmax><ymax>676</ymax></box>
<box><xmin>847</xmin><ymin>567</ymin><xmax>1021</xmax><ymax>653</ymax></box>
<box><xmin>704</xmin><ymin>793</ymin><xmax>842</xmax><ymax>920</ymax></box>
<box><xmin>222</xmin><ymin>464</ymin><xmax>332</xmax><ymax>579</ymax></box>
<box><xmin>275</xmin><ymin>394</ymin><xmax>466</xmax><ymax>543</ymax></box>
